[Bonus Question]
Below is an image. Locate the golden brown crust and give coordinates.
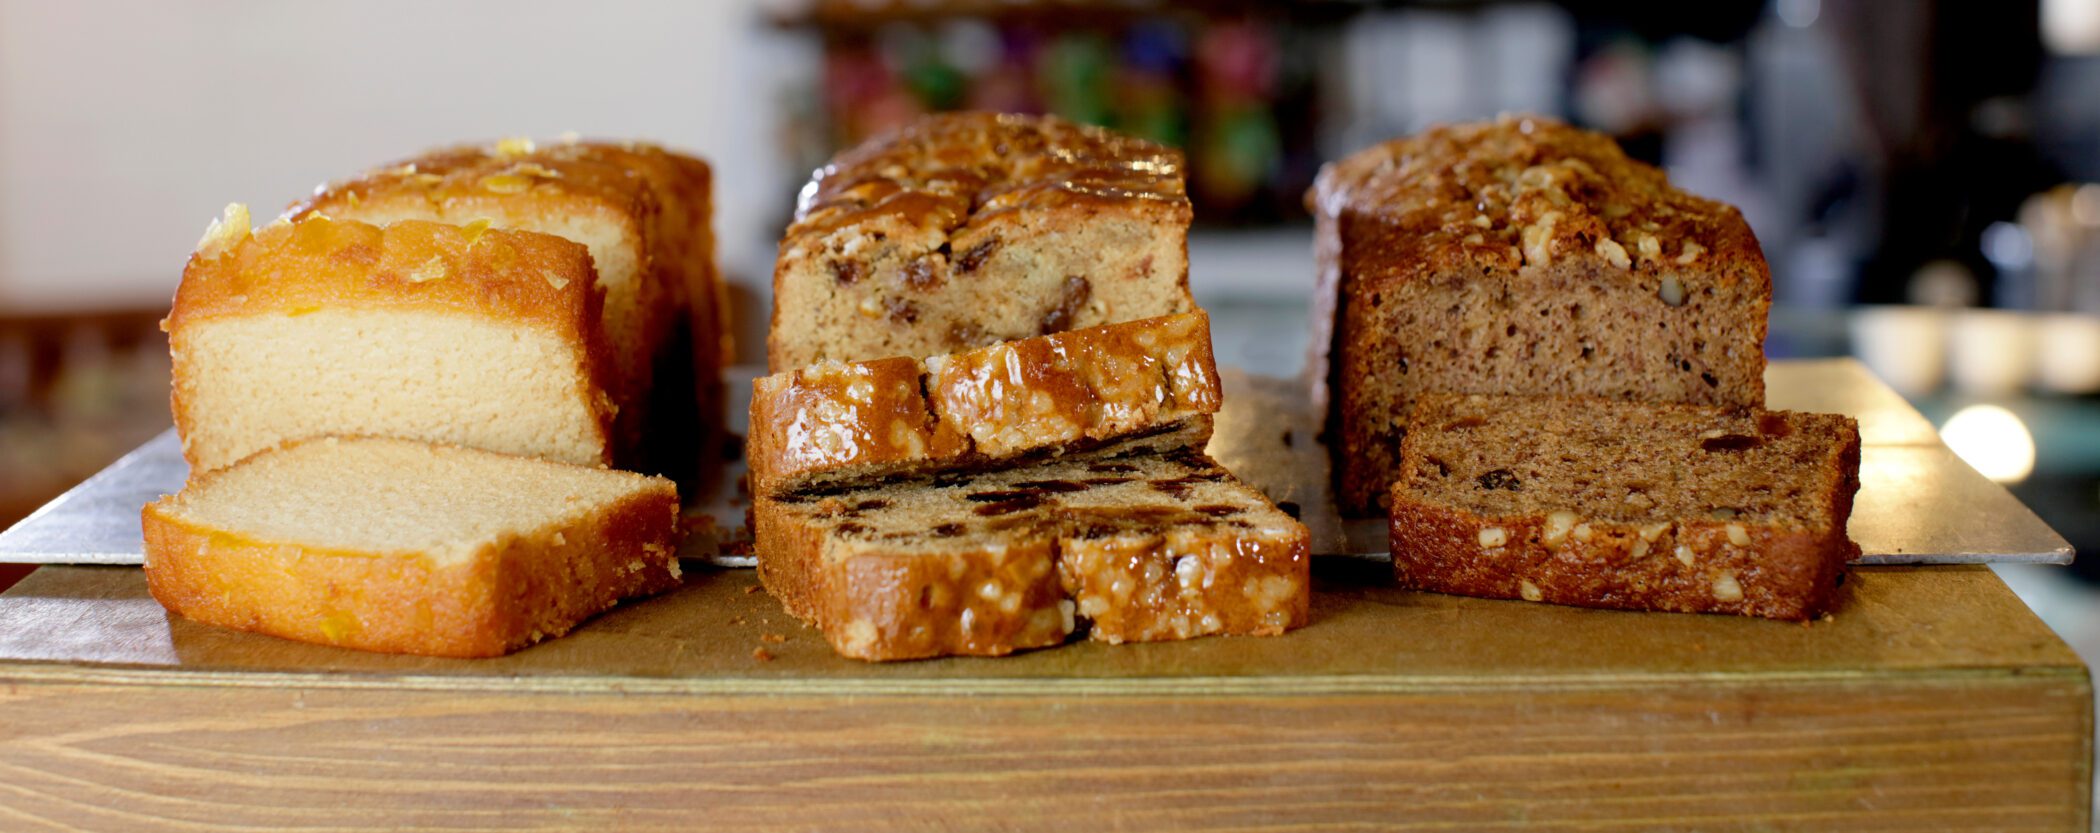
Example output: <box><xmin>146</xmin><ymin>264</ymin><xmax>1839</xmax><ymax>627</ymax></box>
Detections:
<box><xmin>747</xmin><ymin>312</ymin><xmax>1221</xmax><ymax>497</ymax></box>
<box><xmin>787</xmin><ymin>111</ymin><xmax>1187</xmax><ymax>245</ymax></box>
<box><xmin>142</xmin><ymin>454</ymin><xmax>681</xmax><ymax>658</ymax></box>
<box><xmin>1310</xmin><ymin>114</ymin><xmax>1765</xmax><ymax>284</ymax></box>
<box><xmin>1309</xmin><ymin>116</ymin><xmax>1771</xmax><ymax>515</ymax></box>
<box><xmin>170</xmin><ymin>215</ymin><xmax>603</xmax><ymax>336</ymax></box>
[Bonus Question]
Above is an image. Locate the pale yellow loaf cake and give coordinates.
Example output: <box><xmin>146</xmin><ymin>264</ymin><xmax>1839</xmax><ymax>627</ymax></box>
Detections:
<box><xmin>295</xmin><ymin>138</ymin><xmax>724</xmax><ymax>477</ymax></box>
<box><xmin>168</xmin><ymin>209</ymin><xmax>616</xmax><ymax>473</ymax></box>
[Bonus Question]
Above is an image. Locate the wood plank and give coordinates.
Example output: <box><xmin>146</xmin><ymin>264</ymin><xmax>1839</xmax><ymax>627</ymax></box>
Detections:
<box><xmin>0</xmin><ymin>674</ymin><xmax>2084</xmax><ymax>831</ymax></box>
<box><xmin>0</xmin><ymin>564</ymin><xmax>2087</xmax><ymax>830</ymax></box>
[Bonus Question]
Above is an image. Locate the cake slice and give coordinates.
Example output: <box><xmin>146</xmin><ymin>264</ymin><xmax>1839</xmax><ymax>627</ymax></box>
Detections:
<box><xmin>749</xmin><ymin>311</ymin><xmax>1221</xmax><ymax>497</ymax></box>
<box><xmin>143</xmin><ymin>437</ymin><xmax>682</xmax><ymax>657</ymax></box>
<box><xmin>1388</xmin><ymin>393</ymin><xmax>1861</xmax><ymax>620</ymax></box>
<box><xmin>770</xmin><ymin>112</ymin><xmax>1195</xmax><ymax>370</ymax></box>
<box><xmin>756</xmin><ymin>446</ymin><xmax>1310</xmax><ymax>661</ymax></box>
<box><xmin>295</xmin><ymin>137</ymin><xmax>723</xmax><ymax>477</ymax></box>
<box><xmin>1310</xmin><ymin>115</ymin><xmax>1771</xmax><ymax>516</ymax></box>
<box><xmin>168</xmin><ymin>209</ymin><xmax>615</xmax><ymax>473</ymax></box>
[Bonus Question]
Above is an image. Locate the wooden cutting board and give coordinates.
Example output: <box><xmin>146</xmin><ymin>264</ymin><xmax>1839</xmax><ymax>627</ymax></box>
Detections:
<box><xmin>0</xmin><ymin>561</ymin><xmax>2086</xmax><ymax>831</ymax></box>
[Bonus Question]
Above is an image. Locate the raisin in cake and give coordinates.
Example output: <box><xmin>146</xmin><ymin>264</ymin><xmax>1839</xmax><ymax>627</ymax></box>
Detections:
<box><xmin>756</xmin><ymin>445</ymin><xmax>1310</xmax><ymax>661</ymax></box>
<box><xmin>169</xmin><ymin>209</ymin><xmax>616</xmax><ymax>473</ymax></box>
<box><xmin>770</xmin><ymin>112</ymin><xmax>1195</xmax><ymax>370</ymax></box>
<box><xmin>1389</xmin><ymin>393</ymin><xmax>1860</xmax><ymax>620</ymax></box>
<box><xmin>295</xmin><ymin>137</ymin><xmax>723</xmax><ymax>477</ymax></box>
<box><xmin>144</xmin><ymin>437</ymin><xmax>681</xmax><ymax>657</ymax></box>
<box><xmin>1311</xmin><ymin>115</ymin><xmax>1771</xmax><ymax>515</ymax></box>
<box><xmin>750</xmin><ymin>312</ymin><xmax>1221</xmax><ymax>497</ymax></box>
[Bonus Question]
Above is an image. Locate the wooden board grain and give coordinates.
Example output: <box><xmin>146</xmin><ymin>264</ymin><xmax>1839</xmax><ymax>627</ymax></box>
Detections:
<box><xmin>0</xmin><ymin>564</ymin><xmax>2087</xmax><ymax>831</ymax></box>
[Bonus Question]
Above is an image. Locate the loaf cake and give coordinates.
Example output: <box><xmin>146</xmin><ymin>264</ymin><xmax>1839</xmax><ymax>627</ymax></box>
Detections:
<box><xmin>169</xmin><ymin>209</ymin><xmax>616</xmax><ymax>473</ymax></box>
<box><xmin>1389</xmin><ymin>393</ymin><xmax>1860</xmax><ymax>620</ymax></box>
<box><xmin>1310</xmin><ymin>115</ymin><xmax>1771</xmax><ymax>515</ymax></box>
<box><xmin>750</xmin><ymin>311</ymin><xmax>1221</xmax><ymax>497</ymax></box>
<box><xmin>770</xmin><ymin>112</ymin><xmax>1196</xmax><ymax>370</ymax></box>
<box><xmin>143</xmin><ymin>436</ymin><xmax>681</xmax><ymax>657</ymax></box>
<box><xmin>756</xmin><ymin>445</ymin><xmax>1310</xmax><ymax>661</ymax></box>
<box><xmin>295</xmin><ymin>137</ymin><xmax>723</xmax><ymax>476</ymax></box>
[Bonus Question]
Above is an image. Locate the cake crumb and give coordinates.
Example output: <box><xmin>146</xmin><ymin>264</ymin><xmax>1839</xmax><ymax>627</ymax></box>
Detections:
<box><xmin>752</xmin><ymin>647</ymin><xmax>775</xmax><ymax>662</ymax></box>
<box><xmin>743</xmin><ymin>584</ymin><xmax>762</xmax><ymax>595</ymax></box>
<box><xmin>760</xmin><ymin>633</ymin><xmax>787</xmax><ymax>644</ymax></box>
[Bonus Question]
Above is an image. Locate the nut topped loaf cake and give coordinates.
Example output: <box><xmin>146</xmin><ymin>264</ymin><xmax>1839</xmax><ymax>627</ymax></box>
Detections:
<box><xmin>143</xmin><ymin>437</ymin><xmax>682</xmax><ymax>658</ymax></box>
<box><xmin>169</xmin><ymin>209</ymin><xmax>616</xmax><ymax>473</ymax></box>
<box><xmin>756</xmin><ymin>446</ymin><xmax>1309</xmax><ymax>661</ymax></box>
<box><xmin>295</xmin><ymin>137</ymin><xmax>723</xmax><ymax>476</ymax></box>
<box><xmin>1389</xmin><ymin>394</ymin><xmax>1860</xmax><ymax>620</ymax></box>
<box><xmin>1310</xmin><ymin>115</ymin><xmax>1771</xmax><ymax>515</ymax></box>
<box><xmin>770</xmin><ymin>112</ymin><xmax>1196</xmax><ymax>370</ymax></box>
<box><xmin>750</xmin><ymin>311</ymin><xmax>1221</xmax><ymax>497</ymax></box>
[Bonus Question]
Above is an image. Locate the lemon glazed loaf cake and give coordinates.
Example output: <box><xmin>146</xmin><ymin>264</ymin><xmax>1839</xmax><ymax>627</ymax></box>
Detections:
<box><xmin>169</xmin><ymin>209</ymin><xmax>616</xmax><ymax>473</ymax></box>
<box><xmin>1389</xmin><ymin>394</ymin><xmax>1860</xmax><ymax>621</ymax></box>
<box><xmin>295</xmin><ymin>137</ymin><xmax>723</xmax><ymax>476</ymax></box>
<box><xmin>749</xmin><ymin>311</ymin><xmax>1221</xmax><ymax>497</ymax></box>
<box><xmin>143</xmin><ymin>437</ymin><xmax>682</xmax><ymax>657</ymax></box>
<box><xmin>756</xmin><ymin>446</ymin><xmax>1309</xmax><ymax>661</ymax></box>
<box><xmin>1310</xmin><ymin>115</ymin><xmax>1771</xmax><ymax>516</ymax></box>
<box><xmin>769</xmin><ymin>112</ymin><xmax>1196</xmax><ymax>370</ymax></box>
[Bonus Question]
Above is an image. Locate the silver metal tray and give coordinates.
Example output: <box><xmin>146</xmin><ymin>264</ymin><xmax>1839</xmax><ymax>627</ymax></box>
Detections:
<box><xmin>0</xmin><ymin>359</ymin><xmax>2072</xmax><ymax>567</ymax></box>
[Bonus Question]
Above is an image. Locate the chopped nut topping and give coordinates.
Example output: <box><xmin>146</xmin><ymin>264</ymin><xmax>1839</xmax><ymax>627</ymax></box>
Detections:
<box><xmin>543</xmin><ymin>271</ymin><xmax>571</xmax><ymax>290</ymax></box>
<box><xmin>1726</xmin><ymin>523</ymin><xmax>1752</xmax><ymax>547</ymax></box>
<box><xmin>1637</xmin><ymin>522</ymin><xmax>1671</xmax><ymax>542</ymax></box>
<box><xmin>494</xmin><ymin>136</ymin><xmax>536</xmax><ymax>158</ymax></box>
<box><xmin>1637</xmin><ymin>234</ymin><xmax>1662</xmax><ymax>260</ymax></box>
<box><xmin>1674</xmin><ymin>544</ymin><xmax>1695</xmax><ymax>566</ymax></box>
<box><xmin>1595</xmin><ymin>237</ymin><xmax>1631</xmax><ymax>269</ymax></box>
<box><xmin>1712</xmin><ymin>571</ymin><xmax>1744</xmax><ymax>602</ymax></box>
<box><xmin>1676</xmin><ymin>241</ymin><xmax>1706</xmax><ymax>265</ymax></box>
<box><xmin>1478</xmin><ymin>527</ymin><xmax>1509</xmax><ymax>548</ymax></box>
<box><xmin>1519</xmin><ymin>580</ymin><xmax>1544</xmax><ymax>602</ymax></box>
<box><xmin>1659</xmin><ymin>276</ymin><xmax>1686</xmax><ymax>307</ymax></box>
<box><xmin>1631</xmin><ymin>539</ymin><xmax>1650</xmax><ymax>559</ymax></box>
<box><xmin>1521</xmin><ymin>211</ymin><xmax>1561</xmax><ymax>267</ymax></box>
<box><xmin>1542</xmin><ymin>510</ymin><xmax>1579</xmax><ymax>546</ymax></box>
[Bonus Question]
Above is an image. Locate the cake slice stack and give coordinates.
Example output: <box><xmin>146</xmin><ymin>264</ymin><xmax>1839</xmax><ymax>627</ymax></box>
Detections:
<box><xmin>752</xmin><ymin>312</ymin><xmax>1308</xmax><ymax>660</ymax></box>
<box><xmin>757</xmin><ymin>113</ymin><xmax>1307</xmax><ymax>661</ymax></box>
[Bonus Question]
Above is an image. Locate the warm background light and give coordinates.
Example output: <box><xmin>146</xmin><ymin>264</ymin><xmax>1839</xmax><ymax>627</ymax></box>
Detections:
<box><xmin>1939</xmin><ymin>404</ymin><xmax>2038</xmax><ymax>484</ymax></box>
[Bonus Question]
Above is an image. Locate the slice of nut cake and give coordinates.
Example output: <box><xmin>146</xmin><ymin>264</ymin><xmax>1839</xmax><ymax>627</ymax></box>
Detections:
<box><xmin>755</xmin><ymin>445</ymin><xmax>1309</xmax><ymax>661</ymax></box>
<box><xmin>749</xmin><ymin>312</ymin><xmax>1220</xmax><ymax>497</ymax></box>
<box><xmin>1389</xmin><ymin>393</ymin><xmax>1860</xmax><ymax>620</ymax></box>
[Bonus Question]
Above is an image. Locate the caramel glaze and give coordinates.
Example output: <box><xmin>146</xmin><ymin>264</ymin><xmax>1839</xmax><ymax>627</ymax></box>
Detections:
<box><xmin>1309</xmin><ymin>114</ymin><xmax>1765</xmax><ymax>292</ymax></box>
<box><xmin>786</xmin><ymin>112</ymin><xmax>1187</xmax><ymax>249</ymax></box>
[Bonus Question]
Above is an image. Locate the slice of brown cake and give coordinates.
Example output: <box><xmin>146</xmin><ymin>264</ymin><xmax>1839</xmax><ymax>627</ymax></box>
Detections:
<box><xmin>1389</xmin><ymin>393</ymin><xmax>1860</xmax><ymax>620</ymax></box>
<box><xmin>756</xmin><ymin>445</ymin><xmax>1309</xmax><ymax>661</ymax></box>
<box><xmin>769</xmin><ymin>112</ymin><xmax>1195</xmax><ymax>370</ymax></box>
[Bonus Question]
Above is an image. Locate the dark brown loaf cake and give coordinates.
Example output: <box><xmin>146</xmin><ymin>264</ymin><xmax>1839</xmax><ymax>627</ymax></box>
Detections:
<box><xmin>749</xmin><ymin>312</ymin><xmax>1221</xmax><ymax>497</ymax></box>
<box><xmin>770</xmin><ymin>112</ymin><xmax>1196</xmax><ymax>370</ymax></box>
<box><xmin>1389</xmin><ymin>393</ymin><xmax>1860</xmax><ymax>620</ymax></box>
<box><xmin>756</xmin><ymin>444</ymin><xmax>1310</xmax><ymax>661</ymax></box>
<box><xmin>1310</xmin><ymin>115</ymin><xmax>1771</xmax><ymax>515</ymax></box>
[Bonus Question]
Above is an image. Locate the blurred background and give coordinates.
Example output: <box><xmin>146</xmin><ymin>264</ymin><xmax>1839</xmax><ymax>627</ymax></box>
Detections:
<box><xmin>1</xmin><ymin>0</ymin><xmax>2098</xmax><ymax>650</ymax></box>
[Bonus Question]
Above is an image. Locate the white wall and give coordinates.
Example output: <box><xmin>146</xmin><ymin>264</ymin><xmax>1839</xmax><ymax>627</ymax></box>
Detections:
<box><xmin>0</xmin><ymin>0</ymin><xmax>804</xmax><ymax>313</ymax></box>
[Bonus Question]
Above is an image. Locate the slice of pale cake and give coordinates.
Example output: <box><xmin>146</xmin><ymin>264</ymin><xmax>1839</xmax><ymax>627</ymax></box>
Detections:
<box><xmin>168</xmin><ymin>208</ymin><xmax>616</xmax><ymax>473</ymax></box>
<box><xmin>143</xmin><ymin>437</ymin><xmax>682</xmax><ymax>657</ymax></box>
